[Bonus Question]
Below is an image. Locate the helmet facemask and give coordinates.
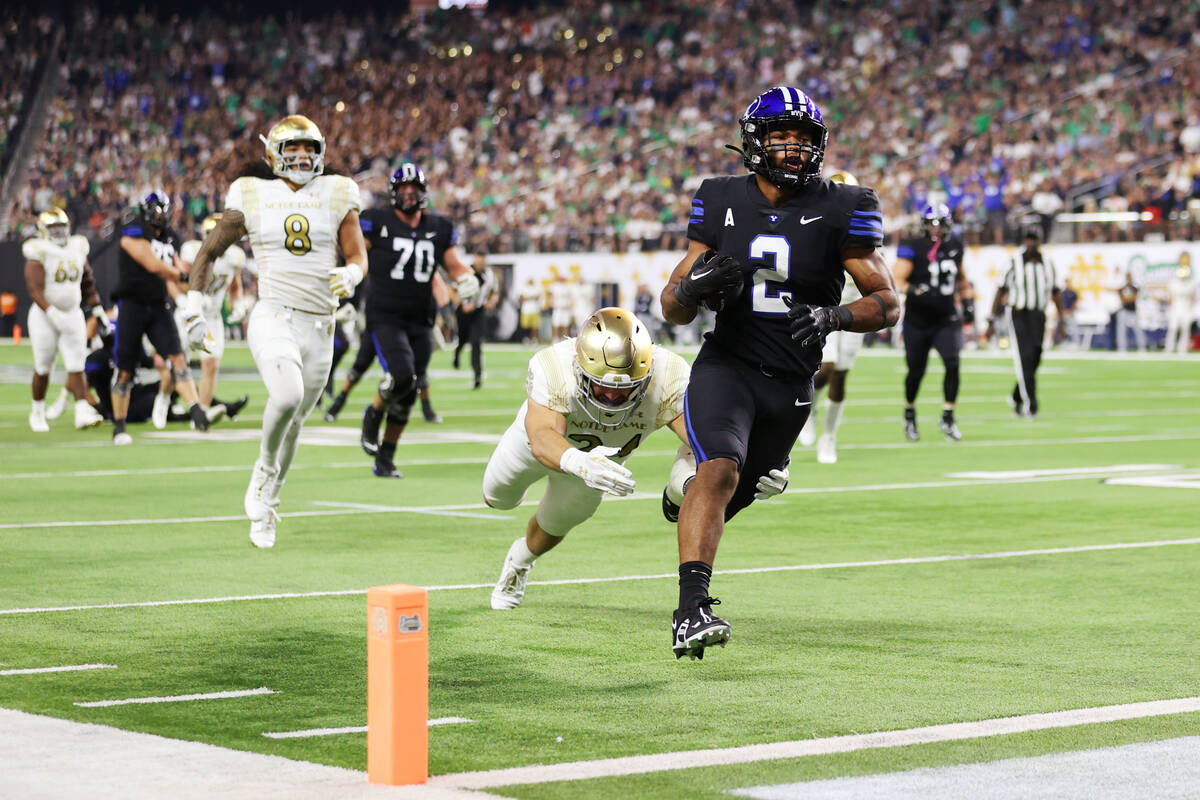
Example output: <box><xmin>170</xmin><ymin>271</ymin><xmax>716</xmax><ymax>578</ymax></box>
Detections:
<box><xmin>140</xmin><ymin>192</ymin><xmax>171</xmax><ymax>232</ymax></box>
<box><xmin>573</xmin><ymin>308</ymin><xmax>654</xmax><ymax>428</ymax></box>
<box><xmin>391</xmin><ymin>163</ymin><xmax>428</xmax><ymax>214</ymax></box>
<box><xmin>260</xmin><ymin>116</ymin><xmax>326</xmax><ymax>186</ymax></box>
<box><xmin>37</xmin><ymin>208</ymin><xmax>70</xmax><ymax>246</ymax></box>
<box><xmin>922</xmin><ymin>203</ymin><xmax>953</xmax><ymax>242</ymax></box>
<box><xmin>742</xmin><ymin>117</ymin><xmax>827</xmax><ymax>188</ymax></box>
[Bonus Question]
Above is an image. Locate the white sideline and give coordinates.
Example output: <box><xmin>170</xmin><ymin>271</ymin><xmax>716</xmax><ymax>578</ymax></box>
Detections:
<box><xmin>1</xmin><ymin>663</ymin><xmax>116</xmax><ymax>676</ymax></box>
<box><xmin>75</xmin><ymin>687</ymin><xmax>275</xmax><ymax>708</ymax></box>
<box><xmin>430</xmin><ymin>697</ymin><xmax>1200</xmax><ymax>790</ymax></box>
<box><xmin>3</xmin><ymin>536</ymin><xmax>1198</xmax><ymax>617</ymax></box>
<box><xmin>262</xmin><ymin>718</ymin><xmax>474</xmax><ymax>739</ymax></box>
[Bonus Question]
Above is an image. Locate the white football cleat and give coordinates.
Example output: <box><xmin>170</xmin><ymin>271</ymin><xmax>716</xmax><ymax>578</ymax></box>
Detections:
<box><xmin>151</xmin><ymin>392</ymin><xmax>171</xmax><ymax>429</ymax></box>
<box><xmin>490</xmin><ymin>538</ymin><xmax>534</xmax><ymax>610</ymax></box>
<box><xmin>244</xmin><ymin>460</ymin><xmax>279</xmax><ymax>520</ymax></box>
<box><xmin>249</xmin><ymin>510</ymin><xmax>279</xmax><ymax>549</ymax></box>
<box><xmin>816</xmin><ymin>432</ymin><xmax>838</xmax><ymax>464</ymax></box>
<box><xmin>798</xmin><ymin>415</ymin><xmax>816</xmax><ymax>447</ymax></box>
<box><xmin>112</xmin><ymin>431</ymin><xmax>133</xmax><ymax>446</ymax></box>
<box><xmin>29</xmin><ymin>406</ymin><xmax>50</xmax><ymax>432</ymax></box>
<box><xmin>74</xmin><ymin>400</ymin><xmax>104</xmax><ymax>429</ymax></box>
<box><xmin>45</xmin><ymin>388</ymin><xmax>70</xmax><ymax>420</ymax></box>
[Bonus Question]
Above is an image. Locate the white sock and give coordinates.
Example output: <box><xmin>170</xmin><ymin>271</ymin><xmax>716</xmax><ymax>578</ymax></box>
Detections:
<box><xmin>510</xmin><ymin>536</ymin><xmax>537</xmax><ymax>567</ymax></box>
<box><xmin>31</xmin><ymin>399</ymin><xmax>45</xmax><ymax>413</ymax></box>
<box><xmin>157</xmin><ymin>391</ymin><xmax>171</xmax><ymax>403</ymax></box>
<box><xmin>824</xmin><ymin>400</ymin><xmax>844</xmax><ymax>435</ymax></box>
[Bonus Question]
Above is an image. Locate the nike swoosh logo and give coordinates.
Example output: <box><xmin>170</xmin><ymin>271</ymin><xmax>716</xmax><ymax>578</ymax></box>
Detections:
<box><xmin>800</xmin><ymin>216</ymin><xmax>823</xmax><ymax>225</ymax></box>
<box><xmin>795</xmin><ymin>400</ymin><xmax>811</xmax><ymax>406</ymax></box>
<box><xmin>425</xmin><ymin>232</ymin><xmax>436</xmax><ymax>238</ymax></box>
<box><xmin>690</xmin><ymin>269</ymin><xmax>713</xmax><ymax>280</ymax></box>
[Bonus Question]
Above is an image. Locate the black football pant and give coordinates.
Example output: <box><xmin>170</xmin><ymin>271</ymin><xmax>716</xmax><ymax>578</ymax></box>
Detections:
<box><xmin>683</xmin><ymin>346</ymin><xmax>810</xmax><ymax>520</ymax></box>
<box><xmin>370</xmin><ymin>318</ymin><xmax>433</xmax><ymax>415</ymax></box>
<box><xmin>903</xmin><ymin>317</ymin><xmax>962</xmax><ymax>404</ymax></box>
<box><xmin>1008</xmin><ymin>308</ymin><xmax>1046</xmax><ymax>414</ymax></box>
<box><xmin>454</xmin><ymin>308</ymin><xmax>485</xmax><ymax>380</ymax></box>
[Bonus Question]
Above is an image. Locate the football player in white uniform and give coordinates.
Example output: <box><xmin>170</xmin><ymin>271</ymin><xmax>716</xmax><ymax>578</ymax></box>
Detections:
<box><xmin>22</xmin><ymin>208</ymin><xmax>106</xmax><ymax>431</ymax></box>
<box><xmin>178</xmin><ymin>213</ymin><xmax>248</xmax><ymax>411</ymax></box>
<box><xmin>485</xmin><ymin>307</ymin><xmax>788</xmax><ymax>610</ymax></box>
<box><xmin>796</xmin><ymin>172</ymin><xmax>866</xmax><ymax>464</ymax></box>
<box><xmin>184</xmin><ymin>115</ymin><xmax>368</xmax><ymax>549</ymax></box>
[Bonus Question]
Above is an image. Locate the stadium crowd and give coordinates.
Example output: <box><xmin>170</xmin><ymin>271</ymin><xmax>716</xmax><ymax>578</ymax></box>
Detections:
<box><xmin>4</xmin><ymin>0</ymin><xmax>1200</xmax><ymax>250</ymax></box>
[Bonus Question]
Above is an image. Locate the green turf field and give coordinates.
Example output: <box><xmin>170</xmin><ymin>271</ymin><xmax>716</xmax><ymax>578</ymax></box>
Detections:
<box><xmin>1</xmin><ymin>339</ymin><xmax>1198</xmax><ymax>798</ymax></box>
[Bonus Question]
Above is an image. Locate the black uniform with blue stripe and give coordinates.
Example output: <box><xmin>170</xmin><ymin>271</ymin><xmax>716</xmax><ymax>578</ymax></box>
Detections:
<box><xmin>897</xmin><ymin>234</ymin><xmax>964</xmax><ymax>404</ymax></box>
<box><xmin>359</xmin><ymin>208</ymin><xmax>457</xmax><ymax>407</ymax></box>
<box><xmin>112</xmin><ymin>212</ymin><xmax>184</xmax><ymax>371</ymax></box>
<box><xmin>683</xmin><ymin>175</ymin><xmax>884</xmax><ymax>517</ymax></box>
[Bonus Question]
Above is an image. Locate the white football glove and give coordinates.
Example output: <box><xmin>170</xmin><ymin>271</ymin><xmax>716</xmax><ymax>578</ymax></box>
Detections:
<box><xmin>455</xmin><ymin>272</ymin><xmax>481</xmax><ymax>305</ymax></box>
<box><xmin>227</xmin><ymin>296</ymin><xmax>253</xmax><ymax>324</ymax></box>
<box><xmin>753</xmin><ymin>461</ymin><xmax>790</xmax><ymax>500</ymax></box>
<box><xmin>329</xmin><ymin>263</ymin><xmax>364</xmax><ymax>299</ymax></box>
<box><xmin>559</xmin><ymin>445</ymin><xmax>636</xmax><ymax>497</ymax></box>
<box><xmin>43</xmin><ymin>305</ymin><xmax>74</xmax><ymax>330</ymax></box>
<box><xmin>182</xmin><ymin>291</ymin><xmax>211</xmax><ymax>353</ymax></box>
<box><xmin>333</xmin><ymin>301</ymin><xmax>357</xmax><ymax>325</ymax></box>
<box><xmin>89</xmin><ymin>305</ymin><xmax>113</xmax><ymax>336</ymax></box>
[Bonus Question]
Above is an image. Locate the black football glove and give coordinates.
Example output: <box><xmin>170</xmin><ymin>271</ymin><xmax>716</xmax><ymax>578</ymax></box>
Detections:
<box><xmin>784</xmin><ymin>298</ymin><xmax>853</xmax><ymax>348</ymax></box>
<box><xmin>674</xmin><ymin>250</ymin><xmax>745</xmax><ymax>311</ymax></box>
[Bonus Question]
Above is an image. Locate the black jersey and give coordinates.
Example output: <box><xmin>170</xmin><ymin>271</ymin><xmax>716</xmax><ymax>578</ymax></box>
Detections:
<box><xmin>114</xmin><ymin>212</ymin><xmax>181</xmax><ymax>303</ymax></box>
<box><xmin>897</xmin><ymin>234</ymin><xmax>964</xmax><ymax>322</ymax></box>
<box><xmin>360</xmin><ymin>207</ymin><xmax>457</xmax><ymax>322</ymax></box>
<box><xmin>687</xmin><ymin>175</ymin><xmax>884</xmax><ymax>377</ymax></box>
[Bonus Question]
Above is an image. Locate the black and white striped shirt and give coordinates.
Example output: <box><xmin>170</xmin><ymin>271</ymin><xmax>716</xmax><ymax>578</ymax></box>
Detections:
<box><xmin>1002</xmin><ymin>249</ymin><xmax>1059</xmax><ymax>311</ymax></box>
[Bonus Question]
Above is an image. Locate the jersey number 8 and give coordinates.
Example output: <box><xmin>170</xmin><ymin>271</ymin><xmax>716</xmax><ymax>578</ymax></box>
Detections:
<box><xmin>284</xmin><ymin>214</ymin><xmax>312</xmax><ymax>256</ymax></box>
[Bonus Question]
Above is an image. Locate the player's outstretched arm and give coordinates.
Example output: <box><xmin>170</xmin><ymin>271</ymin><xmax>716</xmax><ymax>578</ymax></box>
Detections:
<box><xmin>443</xmin><ymin>246</ymin><xmax>481</xmax><ymax>304</ymax></box>
<box><xmin>121</xmin><ymin>236</ymin><xmax>184</xmax><ymax>283</ymax></box>
<box><xmin>525</xmin><ymin>399</ymin><xmax>574</xmax><ymax>471</ymax></box>
<box><xmin>188</xmin><ymin>210</ymin><xmax>246</xmax><ymax>294</ymax></box>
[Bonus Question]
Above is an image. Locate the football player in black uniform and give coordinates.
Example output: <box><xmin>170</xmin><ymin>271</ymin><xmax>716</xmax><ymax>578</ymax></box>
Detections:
<box><xmin>358</xmin><ymin>163</ymin><xmax>479</xmax><ymax>477</ymax></box>
<box><xmin>660</xmin><ymin>87</ymin><xmax>899</xmax><ymax>660</ymax></box>
<box><xmin>111</xmin><ymin>192</ymin><xmax>210</xmax><ymax>443</ymax></box>
<box><xmin>893</xmin><ymin>203</ymin><xmax>968</xmax><ymax>442</ymax></box>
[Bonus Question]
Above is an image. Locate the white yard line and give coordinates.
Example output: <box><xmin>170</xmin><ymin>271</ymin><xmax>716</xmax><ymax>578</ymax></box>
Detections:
<box><xmin>262</xmin><ymin>718</ymin><xmax>473</xmax><ymax>739</ymax></box>
<box><xmin>947</xmin><ymin>464</ymin><xmax>1179</xmax><ymax>479</ymax></box>
<box><xmin>1</xmin><ymin>664</ymin><xmax>116</xmax><ymax>676</ymax></box>
<box><xmin>74</xmin><ymin>687</ymin><xmax>275</xmax><ymax>708</ymax></box>
<box><xmin>2</xmin><ymin>461</ymin><xmax>1194</xmax><ymax>532</ymax></box>
<box><xmin>431</xmin><ymin>697</ymin><xmax>1200</xmax><ymax>790</ymax></box>
<box><xmin>4</xmin><ymin>536</ymin><xmax>1197</xmax><ymax>617</ymax></box>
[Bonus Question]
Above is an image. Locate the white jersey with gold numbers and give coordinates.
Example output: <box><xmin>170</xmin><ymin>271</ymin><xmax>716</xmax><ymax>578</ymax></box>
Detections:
<box><xmin>522</xmin><ymin>338</ymin><xmax>689</xmax><ymax>459</ymax></box>
<box><xmin>180</xmin><ymin>239</ymin><xmax>246</xmax><ymax>316</ymax></box>
<box><xmin>22</xmin><ymin>235</ymin><xmax>90</xmax><ymax>311</ymax></box>
<box><xmin>224</xmin><ymin>174</ymin><xmax>361</xmax><ymax>313</ymax></box>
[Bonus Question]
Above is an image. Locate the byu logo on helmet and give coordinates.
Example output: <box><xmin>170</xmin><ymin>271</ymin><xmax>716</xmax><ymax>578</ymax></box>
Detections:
<box><xmin>922</xmin><ymin>202</ymin><xmax>953</xmax><ymax>240</ymax></box>
<box><xmin>140</xmin><ymin>191</ymin><xmax>171</xmax><ymax>230</ymax></box>
<box><xmin>738</xmin><ymin>86</ymin><xmax>828</xmax><ymax>188</ymax></box>
<box><xmin>391</xmin><ymin>162</ymin><xmax>429</xmax><ymax>214</ymax></box>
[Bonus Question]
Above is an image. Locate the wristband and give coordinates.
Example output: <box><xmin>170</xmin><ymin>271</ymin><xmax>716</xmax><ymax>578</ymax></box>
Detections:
<box><xmin>868</xmin><ymin>293</ymin><xmax>888</xmax><ymax>325</ymax></box>
<box><xmin>833</xmin><ymin>305</ymin><xmax>854</xmax><ymax>330</ymax></box>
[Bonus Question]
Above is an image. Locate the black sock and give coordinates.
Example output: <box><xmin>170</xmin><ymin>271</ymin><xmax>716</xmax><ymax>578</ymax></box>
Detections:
<box><xmin>678</xmin><ymin>561</ymin><xmax>713</xmax><ymax>610</ymax></box>
<box><xmin>113</xmin><ymin>418</ymin><xmax>126</xmax><ymax>435</ymax></box>
<box><xmin>377</xmin><ymin>441</ymin><xmax>397</xmax><ymax>465</ymax></box>
<box><xmin>189</xmin><ymin>403</ymin><xmax>207</xmax><ymax>425</ymax></box>
<box><xmin>421</xmin><ymin>398</ymin><xmax>434</xmax><ymax>412</ymax></box>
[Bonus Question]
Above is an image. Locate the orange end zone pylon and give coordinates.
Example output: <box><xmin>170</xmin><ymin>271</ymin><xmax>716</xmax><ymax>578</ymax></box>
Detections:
<box><xmin>367</xmin><ymin>584</ymin><xmax>429</xmax><ymax>785</ymax></box>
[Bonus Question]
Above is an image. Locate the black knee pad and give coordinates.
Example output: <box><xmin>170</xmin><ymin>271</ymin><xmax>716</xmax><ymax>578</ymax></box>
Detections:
<box><xmin>386</xmin><ymin>401</ymin><xmax>413</xmax><ymax>427</ymax></box>
<box><xmin>379</xmin><ymin>371</ymin><xmax>417</xmax><ymax>404</ymax></box>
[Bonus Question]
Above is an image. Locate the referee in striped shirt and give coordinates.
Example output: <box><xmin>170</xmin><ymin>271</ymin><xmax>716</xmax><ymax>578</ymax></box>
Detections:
<box><xmin>989</xmin><ymin>229</ymin><xmax>1064</xmax><ymax>418</ymax></box>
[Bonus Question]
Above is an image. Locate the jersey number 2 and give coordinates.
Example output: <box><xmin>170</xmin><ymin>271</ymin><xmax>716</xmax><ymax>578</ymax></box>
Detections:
<box><xmin>749</xmin><ymin>234</ymin><xmax>791</xmax><ymax>314</ymax></box>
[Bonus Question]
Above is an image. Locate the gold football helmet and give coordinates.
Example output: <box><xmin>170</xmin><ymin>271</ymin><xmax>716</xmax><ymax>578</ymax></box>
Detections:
<box><xmin>36</xmin><ymin>207</ymin><xmax>70</xmax><ymax>246</ymax></box>
<box><xmin>827</xmin><ymin>170</ymin><xmax>859</xmax><ymax>185</ymax></box>
<box><xmin>574</xmin><ymin>307</ymin><xmax>654</xmax><ymax>427</ymax></box>
<box><xmin>200</xmin><ymin>213</ymin><xmax>222</xmax><ymax>237</ymax></box>
<box><xmin>260</xmin><ymin>115</ymin><xmax>325</xmax><ymax>185</ymax></box>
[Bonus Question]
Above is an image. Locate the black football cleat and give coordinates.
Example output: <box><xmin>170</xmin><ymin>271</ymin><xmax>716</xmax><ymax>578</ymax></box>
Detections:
<box><xmin>940</xmin><ymin>410</ymin><xmax>962</xmax><ymax>441</ymax></box>
<box><xmin>672</xmin><ymin>598</ymin><xmax>731</xmax><ymax>660</ymax></box>
<box><xmin>222</xmin><ymin>395</ymin><xmax>250</xmax><ymax>420</ymax></box>
<box><xmin>361</xmin><ymin>405</ymin><xmax>383</xmax><ymax>457</ymax></box>
<box><xmin>421</xmin><ymin>401</ymin><xmax>443</xmax><ymax>424</ymax></box>
<box><xmin>662</xmin><ymin>488</ymin><xmax>681</xmax><ymax>523</ymax></box>
<box><xmin>903</xmin><ymin>407</ymin><xmax>919</xmax><ymax>442</ymax></box>
<box><xmin>373</xmin><ymin>459</ymin><xmax>404</xmax><ymax>479</ymax></box>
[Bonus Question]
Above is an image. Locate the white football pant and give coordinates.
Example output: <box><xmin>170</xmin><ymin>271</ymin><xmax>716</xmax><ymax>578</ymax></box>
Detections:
<box><xmin>27</xmin><ymin>304</ymin><xmax>87</xmax><ymax>374</ymax></box>
<box><xmin>248</xmin><ymin>302</ymin><xmax>334</xmax><ymax>484</ymax></box>
<box><xmin>820</xmin><ymin>329</ymin><xmax>865</xmax><ymax>371</ymax></box>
